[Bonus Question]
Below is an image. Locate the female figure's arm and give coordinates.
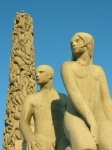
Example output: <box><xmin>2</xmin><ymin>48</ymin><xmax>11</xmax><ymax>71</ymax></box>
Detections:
<box><xmin>99</xmin><ymin>66</ymin><xmax>112</xmax><ymax>122</ymax></box>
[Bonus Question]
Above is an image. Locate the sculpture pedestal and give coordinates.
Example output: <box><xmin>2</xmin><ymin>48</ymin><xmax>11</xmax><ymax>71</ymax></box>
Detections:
<box><xmin>15</xmin><ymin>140</ymin><xmax>26</xmax><ymax>150</ymax></box>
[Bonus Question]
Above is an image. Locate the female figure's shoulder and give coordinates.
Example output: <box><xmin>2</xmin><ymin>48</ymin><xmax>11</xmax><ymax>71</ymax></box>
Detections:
<box><xmin>61</xmin><ymin>61</ymin><xmax>77</xmax><ymax>71</ymax></box>
<box><xmin>92</xmin><ymin>64</ymin><xmax>104</xmax><ymax>73</ymax></box>
<box><xmin>91</xmin><ymin>64</ymin><xmax>105</xmax><ymax>79</ymax></box>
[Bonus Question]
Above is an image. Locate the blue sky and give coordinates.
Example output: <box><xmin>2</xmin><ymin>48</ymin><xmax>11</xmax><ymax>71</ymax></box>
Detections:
<box><xmin>0</xmin><ymin>0</ymin><xmax>112</xmax><ymax>148</ymax></box>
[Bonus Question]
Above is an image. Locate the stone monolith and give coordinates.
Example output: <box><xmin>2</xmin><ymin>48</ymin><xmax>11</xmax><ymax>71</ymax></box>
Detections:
<box><xmin>2</xmin><ymin>11</ymin><xmax>36</xmax><ymax>150</ymax></box>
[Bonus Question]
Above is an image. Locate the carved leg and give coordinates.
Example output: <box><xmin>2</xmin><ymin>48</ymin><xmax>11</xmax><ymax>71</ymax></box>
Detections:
<box><xmin>64</xmin><ymin>112</ymin><xmax>97</xmax><ymax>150</ymax></box>
<box><xmin>97</xmin><ymin>118</ymin><xmax>112</xmax><ymax>150</ymax></box>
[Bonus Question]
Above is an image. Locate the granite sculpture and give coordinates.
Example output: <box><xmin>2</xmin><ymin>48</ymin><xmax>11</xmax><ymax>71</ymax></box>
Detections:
<box><xmin>61</xmin><ymin>32</ymin><xmax>112</xmax><ymax>150</ymax></box>
<box><xmin>20</xmin><ymin>65</ymin><xmax>69</xmax><ymax>150</ymax></box>
<box><xmin>2</xmin><ymin>11</ymin><xmax>36</xmax><ymax>150</ymax></box>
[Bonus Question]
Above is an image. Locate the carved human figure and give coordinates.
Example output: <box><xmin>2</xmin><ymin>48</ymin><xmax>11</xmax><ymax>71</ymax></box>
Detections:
<box><xmin>61</xmin><ymin>32</ymin><xmax>112</xmax><ymax>150</ymax></box>
<box><xmin>10</xmin><ymin>63</ymin><xmax>20</xmax><ymax>86</ymax></box>
<box><xmin>20</xmin><ymin>65</ymin><xmax>68</xmax><ymax>150</ymax></box>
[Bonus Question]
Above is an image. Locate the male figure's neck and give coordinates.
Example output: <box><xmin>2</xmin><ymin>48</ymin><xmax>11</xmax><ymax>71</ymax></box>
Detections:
<box><xmin>40</xmin><ymin>80</ymin><xmax>54</xmax><ymax>91</ymax></box>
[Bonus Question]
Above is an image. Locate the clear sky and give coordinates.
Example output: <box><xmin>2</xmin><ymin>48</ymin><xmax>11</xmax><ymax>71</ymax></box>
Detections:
<box><xmin>0</xmin><ymin>0</ymin><xmax>112</xmax><ymax>148</ymax></box>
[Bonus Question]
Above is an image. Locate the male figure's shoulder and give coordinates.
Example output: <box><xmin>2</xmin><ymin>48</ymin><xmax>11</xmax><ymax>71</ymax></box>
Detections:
<box><xmin>23</xmin><ymin>91</ymin><xmax>42</xmax><ymax>106</ymax></box>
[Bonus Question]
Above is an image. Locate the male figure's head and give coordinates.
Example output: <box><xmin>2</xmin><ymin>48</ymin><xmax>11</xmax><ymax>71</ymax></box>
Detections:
<box><xmin>35</xmin><ymin>65</ymin><xmax>54</xmax><ymax>87</ymax></box>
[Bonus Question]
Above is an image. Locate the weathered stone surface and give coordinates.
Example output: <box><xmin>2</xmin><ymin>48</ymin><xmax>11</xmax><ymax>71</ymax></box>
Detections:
<box><xmin>20</xmin><ymin>65</ymin><xmax>69</xmax><ymax>150</ymax></box>
<box><xmin>2</xmin><ymin>11</ymin><xmax>35</xmax><ymax>150</ymax></box>
<box><xmin>15</xmin><ymin>140</ymin><xmax>26</xmax><ymax>150</ymax></box>
<box><xmin>61</xmin><ymin>32</ymin><xmax>112</xmax><ymax>150</ymax></box>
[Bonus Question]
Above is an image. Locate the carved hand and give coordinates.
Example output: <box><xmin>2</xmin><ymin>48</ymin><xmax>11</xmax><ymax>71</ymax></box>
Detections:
<box><xmin>26</xmin><ymin>136</ymin><xmax>42</xmax><ymax>150</ymax></box>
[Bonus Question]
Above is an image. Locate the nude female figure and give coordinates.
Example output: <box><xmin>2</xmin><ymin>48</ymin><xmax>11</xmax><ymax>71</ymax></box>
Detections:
<box><xmin>61</xmin><ymin>32</ymin><xmax>112</xmax><ymax>150</ymax></box>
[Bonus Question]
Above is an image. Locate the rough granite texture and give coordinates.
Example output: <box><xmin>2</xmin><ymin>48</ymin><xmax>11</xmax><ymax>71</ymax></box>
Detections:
<box><xmin>61</xmin><ymin>32</ymin><xmax>112</xmax><ymax>150</ymax></box>
<box><xmin>2</xmin><ymin>11</ymin><xmax>35</xmax><ymax>150</ymax></box>
<box><xmin>20</xmin><ymin>65</ymin><xmax>69</xmax><ymax>150</ymax></box>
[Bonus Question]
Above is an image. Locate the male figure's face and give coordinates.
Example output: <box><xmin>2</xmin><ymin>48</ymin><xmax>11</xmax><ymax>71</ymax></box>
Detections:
<box><xmin>36</xmin><ymin>66</ymin><xmax>51</xmax><ymax>85</ymax></box>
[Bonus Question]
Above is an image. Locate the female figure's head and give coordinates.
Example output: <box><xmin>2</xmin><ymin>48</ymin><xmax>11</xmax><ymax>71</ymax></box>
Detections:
<box><xmin>71</xmin><ymin>32</ymin><xmax>94</xmax><ymax>62</ymax></box>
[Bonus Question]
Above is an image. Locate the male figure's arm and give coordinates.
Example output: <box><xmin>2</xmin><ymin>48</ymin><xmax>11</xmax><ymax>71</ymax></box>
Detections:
<box><xmin>99</xmin><ymin>66</ymin><xmax>112</xmax><ymax>122</ymax></box>
<box><xmin>19</xmin><ymin>95</ymin><xmax>42</xmax><ymax>150</ymax></box>
<box><xmin>20</xmin><ymin>95</ymin><xmax>34</xmax><ymax>140</ymax></box>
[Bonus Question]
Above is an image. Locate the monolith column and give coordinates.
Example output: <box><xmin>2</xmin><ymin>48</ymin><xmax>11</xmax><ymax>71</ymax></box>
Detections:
<box><xmin>2</xmin><ymin>11</ymin><xmax>36</xmax><ymax>150</ymax></box>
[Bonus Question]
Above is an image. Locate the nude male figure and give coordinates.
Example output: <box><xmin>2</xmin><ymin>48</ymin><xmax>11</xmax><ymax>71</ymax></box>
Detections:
<box><xmin>61</xmin><ymin>32</ymin><xmax>112</xmax><ymax>150</ymax></box>
<box><xmin>20</xmin><ymin>65</ymin><xmax>68</xmax><ymax>150</ymax></box>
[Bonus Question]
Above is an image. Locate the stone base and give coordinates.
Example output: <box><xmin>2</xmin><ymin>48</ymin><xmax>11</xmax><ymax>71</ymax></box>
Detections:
<box><xmin>15</xmin><ymin>140</ymin><xmax>26</xmax><ymax>150</ymax></box>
